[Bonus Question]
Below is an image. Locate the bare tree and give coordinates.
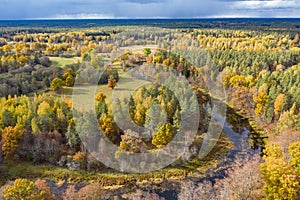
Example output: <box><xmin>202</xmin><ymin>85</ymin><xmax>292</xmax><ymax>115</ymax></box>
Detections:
<box><xmin>178</xmin><ymin>180</ymin><xmax>216</xmax><ymax>200</ymax></box>
<box><xmin>129</xmin><ymin>189</ymin><xmax>165</xmax><ymax>200</ymax></box>
<box><xmin>215</xmin><ymin>155</ymin><xmax>265</xmax><ymax>200</ymax></box>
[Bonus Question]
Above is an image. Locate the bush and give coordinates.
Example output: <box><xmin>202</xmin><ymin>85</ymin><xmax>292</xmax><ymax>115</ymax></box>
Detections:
<box><xmin>2</xmin><ymin>179</ymin><xmax>52</xmax><ymax>200</ymax></box>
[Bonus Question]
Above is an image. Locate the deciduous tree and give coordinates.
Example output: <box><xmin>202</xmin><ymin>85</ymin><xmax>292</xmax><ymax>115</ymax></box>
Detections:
<box><xmin>107</xmin><ymin>75</ymin><xmax>116</xmax><ymax>89</ymax></box>
<box><xmin>152</xmin><ymin>123</ymin><xmax>173</xmax><ymax>148</ymax></box>
<box><xmin>1</xmin><ymin>126</ymin><xmax>23</xmax><ymax>160</ymax></box>
<box><xmin>50</xmin><ymin>78</ymin><xmax>63</xmax><ymax>93</ymax></box>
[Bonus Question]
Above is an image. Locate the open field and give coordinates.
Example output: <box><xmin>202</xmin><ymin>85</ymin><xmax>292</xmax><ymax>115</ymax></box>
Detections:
<box><xmin>50</xmin><ymin>57</ymin><xmax>82</xmax><ymax>68</ymax></box>
<box><xmin>49</xmin><ymin>63</ymin><xmax>145</xmax><ymax>101</ymax></box>
<box><xmin>120</xmin><ymin>45</ymin><xmax>158</xmax><ymax>53</ymax></box>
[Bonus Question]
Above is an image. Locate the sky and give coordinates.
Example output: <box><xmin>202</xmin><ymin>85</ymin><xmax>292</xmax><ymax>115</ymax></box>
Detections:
<box><xmin>0</xmin><ymin>0</ymin><xmax>300</xmax><ymax>19</ymax></box>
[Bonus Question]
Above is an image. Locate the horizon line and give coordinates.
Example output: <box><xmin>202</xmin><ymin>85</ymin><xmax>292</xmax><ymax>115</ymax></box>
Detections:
<box><xmin>2</xmin><ymin>17</ymin><xmax>300</xmax><ymax>21</ymax></box>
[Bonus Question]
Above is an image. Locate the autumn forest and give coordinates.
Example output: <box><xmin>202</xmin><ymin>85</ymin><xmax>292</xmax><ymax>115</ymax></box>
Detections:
<box><xmin>0</xmin><ymin>19</ymin><xmax>299</xmax><ymax>199</ymax></box>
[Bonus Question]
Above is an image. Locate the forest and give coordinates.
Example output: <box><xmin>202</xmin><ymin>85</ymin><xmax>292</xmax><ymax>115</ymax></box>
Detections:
<box><xmin>0</xmin><ymin>19</ymin><xmax>299</xmax><ymax>199</ymax></box>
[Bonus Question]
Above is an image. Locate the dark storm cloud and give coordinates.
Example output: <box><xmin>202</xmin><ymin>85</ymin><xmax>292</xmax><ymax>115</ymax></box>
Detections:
<box><xmin>0</xmin><ymin>0</ymin><xmax>299</xmax><ymax>19</ymax></box>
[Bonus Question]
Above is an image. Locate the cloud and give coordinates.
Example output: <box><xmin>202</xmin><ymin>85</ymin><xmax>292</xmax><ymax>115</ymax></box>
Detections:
<box><xmin>232</xmin><ymin>0</ymin><xmax>298</xmax><ymax>10</ymax></box>
<box><xmin>0</xmin><ymin>0</ymin><xmax>300</xmax><ymax>19</ymax></box>
<box><xmin>53</xmin><ymin>13</ymin><xmax>114</xmax><ymax>19</ymax></box>
<box><xmin>228</xmin><ymin>0</ymin><xmax>300</xmax><ymax>17</ymax></box>
<box><xmin>124</xmin><ymin>0</ymin><xmax>165</xmax><ymax>4</ymax></box>
<box><xmin>114</xmin><ymin>0</ymin><xmax>230</xmax><ymax>18</ymax></box>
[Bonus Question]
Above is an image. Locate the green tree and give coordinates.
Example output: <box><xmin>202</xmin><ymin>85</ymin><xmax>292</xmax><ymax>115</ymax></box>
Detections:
<box><xmin>65</xmin><ymin>75</ymin><xmax>75</xmax><ymax>87</ymax></box>
<box><xmin>96</xmin><ymin>99</ymin><xmax>108</xmax><ymax>119</ymax></box>
<box><xmin>95</xmin><ymin>92</ymin><xmax>108</xmax><ymax>118</ymax></box>
<box><xmin>43</xmin><ymin>77</ymin><xmax>51</xmax><ymax>88</ymax></box>
<box><xmin>1</xmin><ymin>109</ymin><xmax>16</xmax><ymax>128</ymax></box>
<box><xmin>143</xmin><ymin>48</ymin><xmax>151</xmax><ymax>57</ymax></box>
<box><xmin>65</xmin><ymin>119</ymin><xmax>79</xmax><ymax>148</ymax></box>
<box><xmin>50</xmin><ymin>78</ymin><xmax>63</xmax><ymax>93</ymax></box>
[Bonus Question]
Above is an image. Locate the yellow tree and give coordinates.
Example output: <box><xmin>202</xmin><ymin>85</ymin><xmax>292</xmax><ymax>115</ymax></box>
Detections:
<box><xmin>99</xmin><ymin>114</ymin><xmax>119</xmax><ymax>144</ymax></box>
<box><xmin>3</xmin><ymin>179</ymin><xmax>36</xmax><ymax>200</ymax></box>
<box><xmin>152</xmin><ymin>123</ymin><xmax>173</xmax><ymax>148</ymax></box>
<box><xmin>274</xmin><ymin>93</ymin><xmax>285</xmax><ymax>119</ymax></box>
<box><xmin>107</xmin><ymin>75</ymin><xmax>117</xmax><ymax>89</ymax></box>
<box><xmin>253</xmin><ymin>91</ymin><xmax>268</xmax><ymax>118</ymax></box>
<box><xmin>229</xmin><ymin>75</ymin><xmax>248</xmax><ymax>87</ymax></box>
<box><xmin>260</xmin><ymin>143</ymin><xmax>299</xmax><ymax>200</ymax></box>
<box><xmin>37</xmin><ymin>101</ymin><xmax>52</xmax><ymax>116</ymax></box>
<box><xmin>289</xmin><ymin>141</ymin><xmax>300</xmax><ymax>176</ymax></box>
<box><xmin>50</xmin><ymin>78</ymin><xmax>63</xmax><ymax>93</ymax></box>
<box><xmin>95</xmin><ymin>92</ymin><xmax>106</xmax><ymax>102</ymax></box>
<box><xmin>2</xmin><ymin>44</ymin><xmax>12</xmax><ymax>54</ymax></box>
<box><xmin>65</xmin><ymin>75</ymin><xmax>75</xmax><ymax>87</ymax></box>
<box><xmin>277</xmin><ymin>103</ymin><xmax>298</xmax><ymax>132</ymax></box>
<box><xmin>1</xmin><ymin>126</ymin><xmax>23</xmax><ymax>160</ymax></box>
<box><xmin>2</xmin><ymin>179</ymin><xmax>51</xmax><ymax>200</ymax></box>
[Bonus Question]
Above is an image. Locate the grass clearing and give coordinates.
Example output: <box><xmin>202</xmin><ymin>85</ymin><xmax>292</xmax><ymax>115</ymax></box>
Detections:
<box><xmin>48</xmin><ymin>65</ymin><xmax>149</xmax><ymax>107</ymax></box>
<box><xmin>50</xmin><ymin>57</ymin><xmax>81</xmax><ymax>68</ymax></box>
<box><xmin>120</xmin><ymin>45</ymin><xmax>158</xmax><ymax>53</ymax></box>
<box><xmin>0</xmin><ymin>160</ymin><xmax>208</xmax><ymax>188</ymax></box>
